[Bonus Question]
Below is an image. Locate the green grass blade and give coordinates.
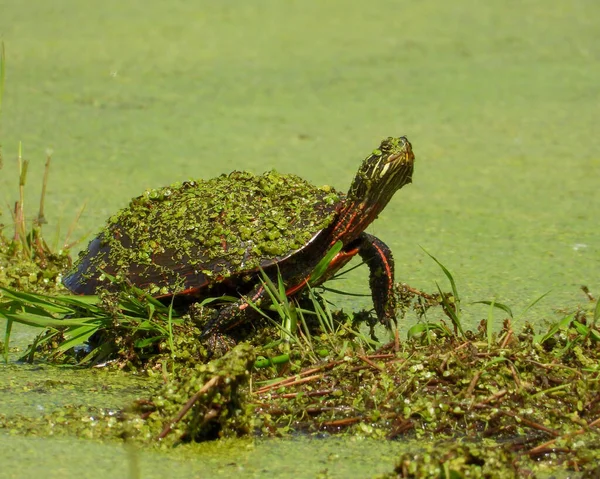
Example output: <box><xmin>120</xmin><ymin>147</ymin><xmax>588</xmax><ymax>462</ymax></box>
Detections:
<box><xmin>167</xmin><ymin>296</ymin><xmax>175</xmax><ymax>371</ymax></box>
<box><xmin>135</xmin><ymin>320</ymin><xmax>167</xmax><ymax>334</ymax></box>
<box><xmin>134</xmin><ymin>336</ymin><xmax>164</xmax><ymax>349</ymax></box>
<box><xmin>199</xmin><ymin>295</ymin><xmax>238</xmax><ymax>307</ymax></box>
<box><xmin>407</xmin><ymin>322</ymin><xmax>447</xmax><ymax>340</ymax></box>
<box><xmin>54</xmin><ymin>325</ymin><xmax>99</xmax><ymax>354</ymax></box>
<box><xmin>20</xmin><ymin>330</ymin><xmax>61</xmax><ymax>363</ymax></box>
<box><xmin>310</xmin><ymin>288</ymin><xmax>332</xmax><ymax>334</ymax></box>
<box><xmin>276</xmin><ymin>267</ymin><xmax>287</xmax><ymax>301</ymax></box>
<box><xmin>77</xmin><ymin>342</ymin><xmax>114</xmax><ymax>366</ymax></box>
<box><xmin>258</xmin><ymin>268</ymin><xmax>280</xmax><ymax>302</ymax></box>
<box><xmin>572</xmin><ymin>320</ymin><xmax>600</xmax><ymax>341</ymax></box>
<box><xmin>435</xmin><ymin>282</ymin><xmax>464</xmax><ymax>337</ymax></box>
<box><xmin>319</xmin><ymin>286</ymin><xmax>369</xmax><ymax>297</ymax></box>
<box><xmin>421</xmin><ymin>247</ymin><xmax>461</xmax><ymax>305</ymax></box>
<box><xmin>0</xmin><ymin>287</ymin><xmax>78</xmax><ymax>315</ymax></box>
<box><xmin>516</xmin><ymin>290</ymin><xmax>551</xmax><ymax>320</ymax></box>
<box><xmin>486</xmin><ymin>300</ymin><xmax>494</xmax><ymax>348</ymax></box>
<box><xmin>471</xmin><ymin>300</ymin><xmax>513</xmax><ymax>319</ymax></box>
<box><xmin>534</xmin><ymin>313</ymin><xmax>575</xmax><ymax>345</ymax></box>
<box><xmin>310</xmin><ymin>240</ymin><xmax>343</xmax><ymax>283</ymax></box>
<box><xmin>100</xmin><ymin>272</ymin><xmax>171</xmax><ymax>312</ymax></box>
<box><xmin>3</xmin><ymin>317</ymin><xmax>12</xmax><ymax>362</ymax></box>
<box><xmin>296</xmin><ymin>306</ymin><xmax>315</xmax><ymax>353</ymax></box>
<box><xmin>1</xmin><ymin>311</ymin><xmax>104</xmax><ymax>328</ymax></box>
<box><xmin>56</xmin><ymin>294</ymin><xmax>102</xmax><ymax>305</ymax></box>
<box><xmin>481</xmin><ymin>356</ymin><xmax>511</xmax><ymax>370</ymax></box>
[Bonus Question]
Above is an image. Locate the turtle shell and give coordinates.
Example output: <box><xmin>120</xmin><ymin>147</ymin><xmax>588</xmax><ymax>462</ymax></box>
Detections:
<box><xmin>63</xmin><ymin>170</ymin><xmax>342</xmax><ymax>297</ymax></box>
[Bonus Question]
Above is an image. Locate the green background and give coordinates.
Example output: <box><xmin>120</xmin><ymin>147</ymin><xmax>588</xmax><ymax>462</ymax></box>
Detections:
<box><xmin>1</xmin><ymin>1</ymin><xmax>599</xmax><ymax>476</ymax></box>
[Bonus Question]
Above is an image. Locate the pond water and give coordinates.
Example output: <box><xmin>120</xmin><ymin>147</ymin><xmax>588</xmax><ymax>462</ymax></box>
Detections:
<box><xmin>1</xmin><ymin>0</ymin><xmax>598</xmax><ymax>477</ymax></box>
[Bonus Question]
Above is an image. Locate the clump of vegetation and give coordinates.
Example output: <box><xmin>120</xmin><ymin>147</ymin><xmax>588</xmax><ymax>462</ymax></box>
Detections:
<box><xmin>3</xmin><ymin>251</ymin><xmax>599</xmax><ymax>477</ymax></box>
<box><xmin>0</xmin><ymin>146</ymin><xmax>72</xmax><ymax>295</ymax></box>
<box><xmin>129</xmin><ymin>342</ymin><xmax>256</xmax><ymax>444</ymax></box>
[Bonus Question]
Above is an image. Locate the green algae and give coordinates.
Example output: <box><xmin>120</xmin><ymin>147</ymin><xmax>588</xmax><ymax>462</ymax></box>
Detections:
<box><xmin>0</xmin><ymin>434</ymin><xmax>414</xmax><ymax>479</ymax></box>
<box><xmin>0</xmin><ymin>225</ymin><xmax>70</xmax><ymax>296</ymax></box>
<box><xmin>0</xmin><ymin>361</ymin><xmax>155</xmax><ymax>417</ymax></box>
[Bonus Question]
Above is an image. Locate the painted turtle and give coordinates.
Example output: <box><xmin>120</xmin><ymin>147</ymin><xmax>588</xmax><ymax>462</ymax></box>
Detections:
<box><xmin>63</xmin><ymin>136</ymin><xmax>415</xmax><ymax>337</ymax></box>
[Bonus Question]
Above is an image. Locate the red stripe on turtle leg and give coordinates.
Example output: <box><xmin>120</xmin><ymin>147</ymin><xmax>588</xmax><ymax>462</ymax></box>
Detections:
<box><xmin>356</xmin><ymin>232</ymin><xmax>397</xmax><ymax>328</ymax></box>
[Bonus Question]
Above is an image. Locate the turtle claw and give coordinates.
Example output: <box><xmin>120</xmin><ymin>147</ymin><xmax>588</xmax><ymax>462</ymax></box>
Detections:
<box><xmin>202</xmin><ymin>332</ymin><xmax>237</xmax><ymax>359</ymax></box>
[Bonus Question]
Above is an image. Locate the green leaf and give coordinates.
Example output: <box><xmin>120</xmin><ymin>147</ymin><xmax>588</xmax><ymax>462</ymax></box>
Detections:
<box><xmin>435</xmin><ymin>282</ymin><xmax>464</xmax><ymax>337</ymax></box>
<box><xmin>3</xmin><ymin>317</ymin><xmax>12</xmax><ymax>363</ymax></box>
<box><xmin>0</xmin><ymin>287</ymin><xmax>77</xmax><ymax>315</ymax></box>
<box><xmin>134</xmin><ymin>336</ymin><xmax>164</xmax><ymax>348</ymax></box>
<box><xmin>407</xmin><ymin>322</ymin><xmax>446</xmax><ymax>340</ymax></box>
<box><xmin>199</xmin><ymin>295</ymin><xmax>238</xmax><ymax>307</ymax></box>
<box><xmin>319</xmin><ymin>286</ymin><xmax>369</xmax><ymax>297</ymax></box>
<box><xmin>486</xmin><ymin>299</ymin><xmax>495</xmax><ymax>348</ymax></box>
<box><xmin>0</xmin><ymin>311</ymin><xmax>103</xmax><ymax>328</ymax></box>
<box><xmin>573</xmin><ymin>320</ymin><xmax>600</xmax><ymax>341</ymax></box>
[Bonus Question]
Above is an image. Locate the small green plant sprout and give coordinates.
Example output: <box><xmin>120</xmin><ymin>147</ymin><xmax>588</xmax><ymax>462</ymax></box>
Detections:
<box><xmin>420</xmin><ymin>247</ymin><xmax>465</xmax><ymax>338</ymax></box>
<box><xmin>472</xmin><ymin>291</ymin><xmax>551</xmax><ymax>349</ymax></box>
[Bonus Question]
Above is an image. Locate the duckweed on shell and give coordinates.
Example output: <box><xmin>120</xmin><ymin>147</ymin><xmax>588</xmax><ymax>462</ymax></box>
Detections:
<box><xmin>72</xmin><ymin>170</ymin><xmax>340</xmax><ymax>295</ymax></box>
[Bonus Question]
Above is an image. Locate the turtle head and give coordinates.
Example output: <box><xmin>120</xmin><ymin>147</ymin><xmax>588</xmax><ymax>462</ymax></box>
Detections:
<box><xmin>330</xmin><ymin>136</ymin><xmax>414</xmax><ymax>245</ymax></box>
<box><xmin>347</xmin><ymin>136</ymin><xmax>415</xmax><ymax>206</ymax></box>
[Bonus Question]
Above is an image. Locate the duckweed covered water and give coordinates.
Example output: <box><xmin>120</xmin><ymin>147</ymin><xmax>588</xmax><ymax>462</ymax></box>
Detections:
<box><xmin>2</xmin><ymin>0</ymin><xmax>600</xmax><ymax>478</ymax></box>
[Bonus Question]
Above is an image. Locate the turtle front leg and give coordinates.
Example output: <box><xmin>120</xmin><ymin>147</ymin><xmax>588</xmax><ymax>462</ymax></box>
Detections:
<box><xmin>356</xmin><ymin>232</ymin><xmax>397</xmax><ymax>328</ymax></box>
<box><xmin>199</xmin><ymin>282</ymin><xmax>269</xmax><ymax>342</ymax></box>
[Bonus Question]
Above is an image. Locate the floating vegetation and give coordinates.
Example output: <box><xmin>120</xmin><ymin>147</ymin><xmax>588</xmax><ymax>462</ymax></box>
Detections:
<box><xmin>63</xmin><ymin>170</ymin><xmax>341</xmax><ymax>297</ymax></box>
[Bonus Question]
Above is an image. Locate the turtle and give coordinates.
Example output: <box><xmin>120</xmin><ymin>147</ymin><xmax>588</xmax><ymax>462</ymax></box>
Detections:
<box><xmin>63</xmin><ymin>136</ymin><xmax>415</xmax><ymax>338</ymax></box>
